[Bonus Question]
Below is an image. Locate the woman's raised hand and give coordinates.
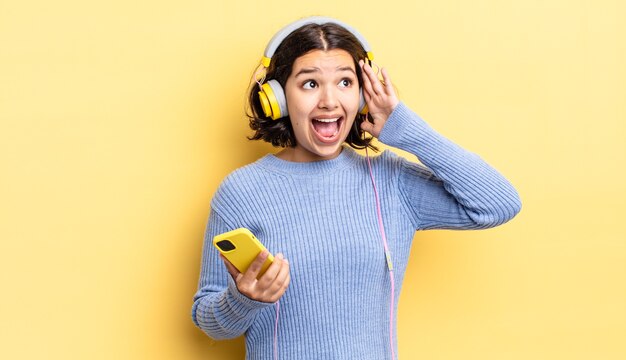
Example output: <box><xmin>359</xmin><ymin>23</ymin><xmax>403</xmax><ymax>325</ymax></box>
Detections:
<box><xmin>221</xmin><ymin>250</ymin><xmax>290</xmax><ymax>303</ymax></box>
<box><xmin>359</xmin><ymin>59</ymin><xmax>399</xmax><ymax>138</ymax></box>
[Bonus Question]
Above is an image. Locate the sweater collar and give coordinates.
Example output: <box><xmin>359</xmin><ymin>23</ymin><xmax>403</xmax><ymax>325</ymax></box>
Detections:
<box><xmin>257</xmin><ymin>145</ymin><xmax>359</xmax><ymax>175</ymax></box>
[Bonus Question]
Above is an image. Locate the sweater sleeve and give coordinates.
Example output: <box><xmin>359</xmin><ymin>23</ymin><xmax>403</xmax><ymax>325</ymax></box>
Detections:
<box><xmin>378</xmin><ymin>102</ymin><xmax>522</xmax><ymax>230</ymax></box>
<box><xmin>191</xmin><ymin>208</ymin><xmax>274</xmax><ymax>340</ymax></box>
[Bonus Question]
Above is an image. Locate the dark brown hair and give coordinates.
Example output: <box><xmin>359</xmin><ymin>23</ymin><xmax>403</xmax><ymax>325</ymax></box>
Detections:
<box><xmin>247</xmin><ymin>22</ymin><xmax>377</xmax><ymax>151</ymax></box>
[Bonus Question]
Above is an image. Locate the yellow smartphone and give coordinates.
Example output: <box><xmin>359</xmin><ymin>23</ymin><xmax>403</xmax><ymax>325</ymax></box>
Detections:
<box><xmin>213</xmin><ymin>228</ymin><xmax>274</xmax><ymax>278</ymax></box>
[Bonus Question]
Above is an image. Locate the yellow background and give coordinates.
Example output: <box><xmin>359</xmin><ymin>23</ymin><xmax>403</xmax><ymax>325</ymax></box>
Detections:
<box><xmin>1</xmin><ymin>0</ymin><xmax>624</xmax><ymax>359</ymax></box>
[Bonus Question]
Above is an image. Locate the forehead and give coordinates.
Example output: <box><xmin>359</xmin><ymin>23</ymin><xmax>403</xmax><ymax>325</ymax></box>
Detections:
<box><xmin>292</xmin><ymin>49</ymin><xmax>355</xmax><ymax>70</ymax></box>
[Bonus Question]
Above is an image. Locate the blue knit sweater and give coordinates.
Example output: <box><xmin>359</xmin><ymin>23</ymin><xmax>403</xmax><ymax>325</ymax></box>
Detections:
<box><xmin>191</xmin><ymin>102</ymin><xmax>521</xmax><ymax>359</ymax></box>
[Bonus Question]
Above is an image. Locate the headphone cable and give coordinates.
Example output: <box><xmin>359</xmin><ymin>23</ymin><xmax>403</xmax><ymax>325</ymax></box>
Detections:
<box><xmin>365</xmin><ymin>147</ymin><xmax>396</xmax><ymax>360</ymax></box>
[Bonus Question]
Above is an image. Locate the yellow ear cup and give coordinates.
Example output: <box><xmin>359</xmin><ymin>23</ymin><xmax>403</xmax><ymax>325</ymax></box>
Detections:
<box><xmin>258</xmin><ymin>88</ymin><xmax>273</xmax><ymax>118</ymax></box>
<box><xmin>360</xmin><ymin>104</ymin><xmax>369</xmax><ymax>115</ymax></box>
<box><xmin>258</xmin><ymin>80</ymin><xmax>288</xmax><ymax>120</ymax></box>
<box><xmin>259</xmin><ymin>82</ymin><xmax>282</xmax><ymax>120</ymax></box>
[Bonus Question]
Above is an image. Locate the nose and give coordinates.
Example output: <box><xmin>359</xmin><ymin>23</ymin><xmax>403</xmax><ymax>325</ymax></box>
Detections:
<box><xmin>317</xmin><ymin>86</ymin><xmax>339</xmax><ymax>110</ymax></box>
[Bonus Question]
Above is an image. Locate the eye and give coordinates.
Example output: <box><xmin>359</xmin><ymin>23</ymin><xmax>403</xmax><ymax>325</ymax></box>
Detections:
<box><xmin>338</xmin><ymin>78</ymin><xmax>353</xmax><ymax>88</ymax></box>
<box><xmin>302</xmin><ymin>80</ymin><xmax>317</xmax><ymax>89</ymax></box>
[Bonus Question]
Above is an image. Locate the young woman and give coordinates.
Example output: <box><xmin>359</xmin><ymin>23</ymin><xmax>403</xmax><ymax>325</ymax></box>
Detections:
<box><xmin>192</xmin><ymin>17</ymin><xmax>521</xmax><ymax>360</ymax></box>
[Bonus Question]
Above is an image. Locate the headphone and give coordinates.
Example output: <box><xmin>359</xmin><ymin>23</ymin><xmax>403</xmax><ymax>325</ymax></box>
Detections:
<box><xmin>256</xmin><ymin>16</ymin><xmax>375</xmax><ymax>120</ymax></box>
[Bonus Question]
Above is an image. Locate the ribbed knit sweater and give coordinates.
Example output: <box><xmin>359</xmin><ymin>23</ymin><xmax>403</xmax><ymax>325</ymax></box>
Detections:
<box><xmin>191</xmin><ymin>102</ymin><xmax>521</xmax><ymax>359</ymax></box>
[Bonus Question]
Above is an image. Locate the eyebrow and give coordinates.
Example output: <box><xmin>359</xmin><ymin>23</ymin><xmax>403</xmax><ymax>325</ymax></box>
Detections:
<box><xmin>294</xmin><ymin>66</ymin><xmax>356</xmax><ymax>77</ymax></box>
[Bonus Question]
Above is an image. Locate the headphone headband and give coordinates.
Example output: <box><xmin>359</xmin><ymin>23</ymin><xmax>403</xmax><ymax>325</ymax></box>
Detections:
<box><xmin>261</xmin><ymin>16</ymin><xmax>374</xmax><ymax>68</ymax></box>
<box><xmin>257</xmin><ymin>16</ymin><xmax>372</xmax><ymax>120</ymax></box>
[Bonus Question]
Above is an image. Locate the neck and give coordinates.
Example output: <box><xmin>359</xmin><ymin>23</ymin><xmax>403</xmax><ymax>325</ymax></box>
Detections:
<box><xmin>275</xmin><ymin>146</ymin><xmax>343</xmax><ymax>163</ymax></box>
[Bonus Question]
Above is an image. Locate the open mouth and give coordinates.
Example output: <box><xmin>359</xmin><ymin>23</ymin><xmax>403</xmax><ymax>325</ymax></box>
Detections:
<box><xmin>311</xmin><ymin>117</ymin><xmax>344</xmax><ymax>143</ymax></box>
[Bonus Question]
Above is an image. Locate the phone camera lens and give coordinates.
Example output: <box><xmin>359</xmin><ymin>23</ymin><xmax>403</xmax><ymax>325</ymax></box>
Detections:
<box><xmin>216</xmin><ymin>240</ymin><xmax>236</xmax><ymax>251</ymax></box>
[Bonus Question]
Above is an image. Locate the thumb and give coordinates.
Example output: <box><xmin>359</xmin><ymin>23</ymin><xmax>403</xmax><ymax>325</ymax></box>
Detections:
<box><xmin>220</xmin><ymin>254</ymin><xmax>241</xmax><ymax>280</ymax></box>
<box><xmin>360</xmin><ymin>119</ymin><xmax>375</xmax><ymax>135</ymax></box>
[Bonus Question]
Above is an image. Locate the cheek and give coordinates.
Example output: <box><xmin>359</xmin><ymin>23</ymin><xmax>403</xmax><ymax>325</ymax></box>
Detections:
<box><xmin>287</xmin><ymin>95</ymin><xmax>316</xmax><ymax>119</ymax></box>
<box><xmin>345</xmin><ymin>86</ymin><xmax>361</xmax><ymax>103</ymax></box>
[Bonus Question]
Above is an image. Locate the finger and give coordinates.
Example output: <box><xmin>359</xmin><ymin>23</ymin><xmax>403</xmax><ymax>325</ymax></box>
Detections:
<box><xmin>271</xmin><ymin>258</ymin><xmax>290</xmax><ymax>293</ymax></box>
<box><xmin>362</xmin><ymin>60</ymin><xmax>377</xmax><ymax>79</ymax></box>
<box><xmin>360</xmin><ymin>62</ymin><xmax>375</xmax><ymax>97</ymax></box>
<box><xmin>369</xmin><ymin>65</ymin><xmax>385</xmax><ymax>96</ymax></box>
<box><xmin>380</xmin><ymin>67</ymin><xmax>399</xmax><ymax>109</ymax></box>
<box><xmin>268</xmin><ymin>261</ymin><xmax>291</xmax><ymax>302</ymax></box>
<box><xmin>241</xmin><ymin>250</ymin><xmax>269</xmax><ymax>283</ymax></box>
<box><xmin>258</xmin><ymin>253</ymin><xmax>283</xmax><ymax>287</ymax></box>
<box><xmin>362</xmin><ymin>86</ymin><xmax>372</xmax><ymax>103</ymax></box>
<box><xmin>381</xmin><ymin>68</ymin><xmax>394</xmax><ymax>94</ymax></box>
<box><xmin>360</xmin><ymin>119</ymin><xmax>374</xmax><ymax>134</ymax></box>
<box><xmin>362</xmin><ymin>61</ymin><xmax>383</xmax><ymax>94</ymax></box>
<box><xmin>220</xmin><ymin>254</ymin><xmax>241</xmax><ymax>279</ymax></box>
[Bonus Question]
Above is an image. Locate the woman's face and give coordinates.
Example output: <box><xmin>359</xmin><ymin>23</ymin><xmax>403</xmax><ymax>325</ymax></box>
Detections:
<box><xmin>281</xmin><ymin>48</ymin><xmax>360</xmax><ymax>162</ymax></box>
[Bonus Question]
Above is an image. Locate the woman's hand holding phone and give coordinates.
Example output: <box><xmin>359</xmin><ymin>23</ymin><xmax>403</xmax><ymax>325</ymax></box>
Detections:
<box><xmin>221</xmin><ymin>250</ymin><xmax>290</xmax><ymax>303</ymax></box>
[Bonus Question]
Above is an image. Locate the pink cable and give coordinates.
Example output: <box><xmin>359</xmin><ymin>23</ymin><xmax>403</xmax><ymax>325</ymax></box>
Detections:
<box><xmin>274</xmin><ymin>301</ymin><xmax>280</xmax><ymax>360</ymax></box>
<box><xmin>365</xmin><ymin>147</ymin><xmax>396</xmax><ymax>360</ymax></box>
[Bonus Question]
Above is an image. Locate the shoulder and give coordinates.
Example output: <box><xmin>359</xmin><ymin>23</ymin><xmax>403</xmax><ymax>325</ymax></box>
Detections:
<box><xmin>368</xmin><ymin>148</ymin><xmax>408</xmax><ymax>173</ymax></box>
<box><xmin>208</xmin><ymin>163</ymin><xmax>262</xmax><ymax>227</ymax></box>
<box><xmin>211</xmin><ymin>156</ymin><xmax>286</xmax><ymax>211</ymax></box>
<box><xmin>214</xmin><ymin>161</ymin><xmax>267</xmax><ymax>199</ymax></box>
<box><xmin>372</xmin><ymin>149</ymin><xmax>438</xmax><ymax>183</ymax></box>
